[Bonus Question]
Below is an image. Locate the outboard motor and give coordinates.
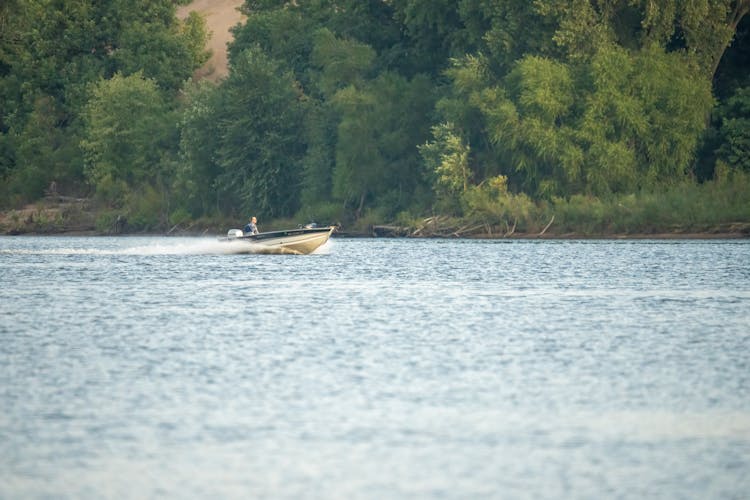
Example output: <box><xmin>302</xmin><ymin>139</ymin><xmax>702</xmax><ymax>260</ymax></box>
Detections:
<box><xmin>227</xmin><ymin>229</ymin><xmax>244</xmax><ymax>238</ymax></box>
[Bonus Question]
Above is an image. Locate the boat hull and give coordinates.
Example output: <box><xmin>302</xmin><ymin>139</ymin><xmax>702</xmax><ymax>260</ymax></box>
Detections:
<box><xmin>220</xmin><ymin>226</ymin><xmax>334</xmax><ymax>255</ymax></box>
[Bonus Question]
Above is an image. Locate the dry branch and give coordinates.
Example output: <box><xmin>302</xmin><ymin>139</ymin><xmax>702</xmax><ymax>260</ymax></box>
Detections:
<box><xmin>539</xmin><ymin>215</ymin><xmax>555</xmax><ymax>236</ymax></box>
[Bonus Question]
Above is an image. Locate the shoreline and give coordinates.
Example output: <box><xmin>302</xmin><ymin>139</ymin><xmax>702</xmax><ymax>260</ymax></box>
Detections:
<box><xmin>1</xmin><ymin>200</ymin><xmax>748</xmax><ymax>240</ymax></box>
<box><xmin>2</xmin><ymin>228</ymin><xmax>748</xmax><ymax>240</ymax></box>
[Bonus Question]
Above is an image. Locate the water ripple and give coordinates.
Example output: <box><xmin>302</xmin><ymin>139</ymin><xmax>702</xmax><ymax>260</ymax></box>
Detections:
<box><xmin>1</xmin><ymin>236</ymin><xmax>749</xmax><ymax>498</ymax></box>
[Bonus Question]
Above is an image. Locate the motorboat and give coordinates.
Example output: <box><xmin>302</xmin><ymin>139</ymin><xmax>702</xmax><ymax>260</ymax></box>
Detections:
<box><xmin>220</xmin><ymin>225</ymin><xmax>335</xmax><ymax>254</ymax></box>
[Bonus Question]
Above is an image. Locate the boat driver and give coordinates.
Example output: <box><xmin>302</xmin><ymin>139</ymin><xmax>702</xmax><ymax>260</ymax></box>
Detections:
<box><xmin>244</xmin><ymin>216</ymin><xmax>259</xmax><ymax>235</ymax></box>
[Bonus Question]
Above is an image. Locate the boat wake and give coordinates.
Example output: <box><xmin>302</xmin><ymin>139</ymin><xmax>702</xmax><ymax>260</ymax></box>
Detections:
<box><xmin>122</xmin><ymin>239</ymin><xmax>250</xmax><ymax>255</ymax></box>
<box><xmin>1</xmin><ymin>237</ymin><xmax>333</xmax><ymax>256</ymax></box>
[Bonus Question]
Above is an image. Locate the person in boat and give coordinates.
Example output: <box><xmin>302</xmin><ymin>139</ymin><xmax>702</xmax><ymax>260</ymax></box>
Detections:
<box><xmin>244</xmin><ymin>216</ymin><xmax>259</xmax><ymax>235</ymax></box>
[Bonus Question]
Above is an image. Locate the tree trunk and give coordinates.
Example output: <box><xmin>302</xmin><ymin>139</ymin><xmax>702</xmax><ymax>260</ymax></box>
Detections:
<box><xmin>711</xmin><ymin>0</ymin><xmax>750</xmax><ymax>82</ymax></box>
<box><xmin>355</xmin><ymin>192</ymin><xmax>365</xmax><ymax>219</ymax></box>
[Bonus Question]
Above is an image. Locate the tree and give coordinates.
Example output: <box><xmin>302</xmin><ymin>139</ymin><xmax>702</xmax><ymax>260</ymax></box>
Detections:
<box><xmin>111</xmin><ymin>6</ymin><xmax>209</xmax><ymax>92</ymax></box>
<box><xmin>481</xmin><ymin>55</ymin><xmax>582</xmax><ymax>197</ymax></box>
<box><xmin>299</xmin><ymin>99</ymin><xmax>338</xmax><ymax>213</ymax></box>
<box><xmin>177</xmin><ymin>80</ymin><xmax>224</xmax><ymax>216</ymax></box>
<box><xmin>12</xmin><ymin>96</ymin><xmax>83</xmax><ymax>201</ymax></box>
<box><xmin>391</xmin><ymin>0</ymin><xmax>475</xmax><ymax>75</ymax></box>
<box><xmin>330</xmin><ymin>71</ymin><xmax>436</xmax><ymax>218</ymax></box>
<box><xmin>437</xmin><ymin>43</ymin><xmax>713</xmax><ymax>199</ymax></box>
<box><xmin>542</xmin><ymin>0</ymin><xmax>750</xmax><ymax>82</ymax></box>
<box><xmin>230</xmin><ymin>7</ymin><xmax>315</xmax><ymax>88</ymax></box>
<box><xmin>311</xmin><ymin>28</ymin><xmax>376</xmax><ymax>97</ymax></box>
<box><xmin>0</xmin><ymin>0</ymin><xmax>208</xmax><ymax>208</ymax></box>
<box><xmin>81</xmin><ymin>72</ymin><xmax>177</xmax><ymax>199</ymax></box>
<box><xmin>434</xmin><ymin>54</ymin><xmax>500</xmax><ymax>185</ymax></box>
<box><xmin>212</xmin><ymin>46</ymin><xmax>307</xmax><ymax>218</ymax></box>
<box><xmin>331</xmin><ymin>85</ymin><xmax>384</xmax><ymax>216</ymax></box>
<box><xmin>639</xmin><ymin>0</ymin><xmax>750</xmax><ymax>80</ymax></box>
<box><xmin>420</xmin><ymin>122</ymin><xmax>471</xmax><ymax>201</ymax></box>
<box><xmin>715</xmin><ymin>86</ymin><xmax>750</xmax><ymax>172</ymax></box>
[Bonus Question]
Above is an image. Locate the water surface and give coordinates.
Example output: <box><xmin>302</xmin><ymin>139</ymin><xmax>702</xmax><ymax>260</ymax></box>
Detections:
<box><xmin>1</xmin><ymin>236</ymin><xmax>749</xmax><ymax>498</ymax></box>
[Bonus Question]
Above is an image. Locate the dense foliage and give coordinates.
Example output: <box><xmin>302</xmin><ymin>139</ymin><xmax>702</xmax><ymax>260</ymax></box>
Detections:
<box><xmin>2</xmin><ymin>0</ymin><xmax>749</xmax><ymax>232</ymax></box>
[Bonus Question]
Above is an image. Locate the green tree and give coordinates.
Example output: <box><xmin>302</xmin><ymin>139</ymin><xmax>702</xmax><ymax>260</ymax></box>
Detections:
<box><xmin>311</xmin><ymin>28</ymin><xmax>376</xmax><ymax>97</ymax></box>
<box><xmin>0</xmin><ymin>0</ymin><xmax>207</xmax><ymax>206</ymax></box>
<box><xmin>81</xmin><ymin>72</ymin><xmax>177</xmax><ymax>202</ymax></box>
<box><xmin>715</xmin><ymin>86</ymin><xmax>750</xmax><ymax>172</ymax></box>
<box><xmin>177</xmin><ymin>80</ymin><xmax>224</xmax><ymax>216</ymax></box>
<box><xmin>475</xmin><ymin>0</ymin><xmax>562</xmax><ymax>75</ymax></box>
<box><xmin>111</xmin><ymin>6</ymin><xmax>209</xmax><ymax>92</ymax></box>
<box><xmin>331</xmin><ymin>85</ymin><xmax>383</xmax><ymax>216</ymax></box>
<box><xmin>237</xmin><ymin>0</ymin><xmax>412</xmax><ymax>75</ymax></box>
<box><xmin>213</xmin><ymin>46</ymin><xmax>307</xmax><ymax>218</ymax></box>
<box><xmin>299</xmin><ymin>99</ymin><xmax>338</xmax><ymax>213</ymax></box>
<box><xmin>230</xmin><ymin>7</ymin><xmax>315</xmax><ymax>87</ymax></box>
<box><xmin>542</xmin><ymin>0</ymin><xmax>750</xmax><ymax>81</ymax></box>
<box><xmin>11</xmin><ymin>96</ymin><xmax>83</xmax><ymax>201</ymax></box>
<box><xmin>434</xmin><ymin>55</ymin><xmax>499</xmax><ymax>185</ymax></box>
<box><xmin>639</xmin><ymin>0</ymin><xmax>749</xmax><ymax>80</ymax></box>
<box><xmin>420</xmin><ymin>122</ymin><xmax>471</xmax><ymax>203</ymax></box>
<box><xmin>331</xmin><ymin>72</ymin><xmax>436</xmax><ymax>218</ymax></box>
<box><xmin>437</xmin><ymin>45</ymin><xmax>712</xmax><ymax>199</ymax></box>
<box><xmin>391</xmin><ymin>0</ymin><xmax>474</xmax><ymax>74</ymax></box>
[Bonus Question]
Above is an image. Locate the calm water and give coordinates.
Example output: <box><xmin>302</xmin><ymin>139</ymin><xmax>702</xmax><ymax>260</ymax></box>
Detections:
<box><xmin>1</xmin><ymin>236</ymin><xmax>749</xmax><ymax>499</ymax></box>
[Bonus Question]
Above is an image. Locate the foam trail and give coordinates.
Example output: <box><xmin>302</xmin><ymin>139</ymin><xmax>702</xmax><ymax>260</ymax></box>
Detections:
<box><xmin>117</xmin><ymin>238</ymin><xmax>291</xmax><ymax>255</ymax></box>
<box><xmin>0</xmin><ymin>248</ymin><xmax>114</xmax><ymax>256</ymax></box>
<box><xmin>2</xmin><ymin>236</ymin><xmax>334</xmax><ymax>256</ymax></box>
<box><xmin>1</xmin><ymin>238</ymin><xmax>260</xmax><ymax>256</ymax></box>
<box><xmin>121</xmin><ymin>239</ymin><xmax>240</xmax><ymax>255</ymax></box>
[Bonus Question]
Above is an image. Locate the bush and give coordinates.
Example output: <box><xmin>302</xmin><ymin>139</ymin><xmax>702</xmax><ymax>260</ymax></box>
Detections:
<box><xmin>95</xmin><ymin>211</ymin><xmax>121</xmax><ymax>234</ymax></box>
<box><xmin>351</xmin><ymin>207</ymin><xmax>389</xmax><ymax>232</ymax></box>
<box><xmin>92</xmin><ymin>175</ymin><xmax>129</xmax><ymax>207</ymax></box>
<box><xmin>169</xmin><ymin>207</ymin><xmax>192</xmax><ymax>227</ymax></box>
<box><xmin>295</xmin><ymin>201</ymin><xmax>345</xmax><ymax>227</ymax></box>
<box><xmin>462</xmin><ymin>176</ymin><xmax>545</xmax><ymax>232</ymax></box>
<box><xmin>123</xmin><ymin>185</ymin><xmax>165</xmax><ymax>231</ymax></box>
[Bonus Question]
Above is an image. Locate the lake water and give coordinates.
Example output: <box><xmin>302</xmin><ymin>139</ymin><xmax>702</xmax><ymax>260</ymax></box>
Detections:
<box><xmin>1</xmin><ymin>236</ymin><xmax>749</xmax><ymax>499</ymax></box>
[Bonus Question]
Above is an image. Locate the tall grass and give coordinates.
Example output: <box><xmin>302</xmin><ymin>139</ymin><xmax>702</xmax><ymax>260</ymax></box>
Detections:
<box><xmin>551</xmin><ymin>171</ymin><xmax>750</xmax><ymax>235</ymax></box>
<box><xmin>455</xmin><ymin>171</ymin><xmax>750</xmax><ymax>236</ymax></box>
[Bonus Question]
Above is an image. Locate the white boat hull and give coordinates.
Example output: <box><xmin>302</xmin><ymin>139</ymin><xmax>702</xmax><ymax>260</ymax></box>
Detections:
<box><xmin>220</xmin><ymin>226</ymin><xmax>335</xmax><ymax>255</ymax></box>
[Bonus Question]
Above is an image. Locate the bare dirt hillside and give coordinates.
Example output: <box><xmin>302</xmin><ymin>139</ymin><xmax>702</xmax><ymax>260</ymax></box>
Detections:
<box><xmin>177</xmin><ymin>0</ymin><xmax>245</xmax><ymax>82</ymax></box>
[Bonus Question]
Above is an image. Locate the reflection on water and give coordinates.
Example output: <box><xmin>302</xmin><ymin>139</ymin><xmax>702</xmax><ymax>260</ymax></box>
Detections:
<box><xmin>1</xmin><ymin>236</ymin><xmax>749</xmax><ymax>498</ymax></box>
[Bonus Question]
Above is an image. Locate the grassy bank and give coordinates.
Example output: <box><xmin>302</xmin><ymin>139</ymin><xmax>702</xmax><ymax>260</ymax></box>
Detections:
<box><xmin>354</xmin><ymin>171</ymin><xmax>750</xmax><ymax>238</ymax></box>
<box><xmin>2</xmin><ymin>173</ymin><xmax>749</xmax><ymax>238</ymax></box>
